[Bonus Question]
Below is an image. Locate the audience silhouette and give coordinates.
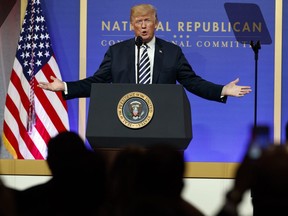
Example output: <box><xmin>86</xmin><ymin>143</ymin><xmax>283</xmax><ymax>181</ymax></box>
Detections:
<box><xmin>104</xmin><ymin>144</ymin><xmax>205</xmax><ymax>216</ymax></box>
<box><xmin>0</xmin><ymin>143</ymin><xmax>18</xmax><ymax>216</ymax></box>
<box><xmin>110</xmin><ymin>145</ymin><xmax>204</xmax><ymax>216</ymax></box>
<box><xmin>15</xmin><ymin>131</ymin><xmax>107</xmax><ymax>216</ymax></box>
<box><xmin>7</xmin><ymin>123</ymin><xmax>288</xmax><ymax>216</ymax></box>
<box><xmin>216</xmin><ymin>124</ymin><xmax>288</xmax><ymax>216</ymax></box>
<box><xmin>133</xmin><ymin>144</ymin><xmax>205</xmax><ymax>216</ymax></box>
<box><xmin>0</xmin><ymin>176</ymin><xmax>18</xmax><ymax>216</ymax></box>
<box><xmin>103</xmin><ymin>145</ymin><xmax>146</xmax><ymax>216</ymax></box>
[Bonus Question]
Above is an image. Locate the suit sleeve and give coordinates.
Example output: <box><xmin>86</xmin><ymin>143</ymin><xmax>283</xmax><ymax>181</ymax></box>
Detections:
<box><xmin>175</xmin><ymin>47</ymin><xmax>227</xmax><ymax>103</ymax></box>
<box><xmin>62</xmin><ymin>48</ymin><xmax>113</xmax><ymax>100</ymax></box>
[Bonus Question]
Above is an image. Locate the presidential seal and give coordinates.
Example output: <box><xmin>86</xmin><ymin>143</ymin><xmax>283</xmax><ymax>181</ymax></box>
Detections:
<box><xmin>117</xmin><ymin>92</ymin><xmax>154</xmax><ymax>129</ymax></box>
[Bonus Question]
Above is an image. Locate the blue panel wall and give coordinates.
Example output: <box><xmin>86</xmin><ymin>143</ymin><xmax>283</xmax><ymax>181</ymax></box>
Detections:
<box><xmin>42</xmin><ymin>0</ymin><xmax>80</xmax><ymax>133</ymax></box>
<box><xmin>42</xmin><ymin>0</ymin><xmax>283</xmax><ymax>162</ymax></box>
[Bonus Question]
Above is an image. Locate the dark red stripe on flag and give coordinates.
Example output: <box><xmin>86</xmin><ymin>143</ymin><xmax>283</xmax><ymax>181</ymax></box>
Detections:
<box><xmin>34</xmin><ymin>114</ymin><xmax>51</xmax><ymax>146</ymax></box>
<box><xmin>34</xmin><ymin>79</ymin><xmax>67</xmax><ymax>133</ymax></box>
<box><xmin>5</xmin><ymin>95</ymin><xmax>44</xmax><ymax>159</ymax></box>
<box><xmin>41</xmin><ymin>61</ymin><xmax>68</xmax><ymax>110</ymax></box>
<box><xmin>3</xmin><ymin>121</ymin><xmax>24</xmax><ymax>159</ymax></box>
<box><xmin>10</xmin><ymin>70</ymin><xmax>30</xmax><ymax>112</ymax></box>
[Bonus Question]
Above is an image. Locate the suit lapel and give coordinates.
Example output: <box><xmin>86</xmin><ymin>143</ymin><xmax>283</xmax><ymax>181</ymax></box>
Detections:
<box><xmin>126</xmin><ymin>39</ymin><xmax>136</xmax><ymax>83</ymax></box>
<box><xmin>153</xmin><ymin>38</ymin><xmax>163</xmax><ymax>83</ymax></box>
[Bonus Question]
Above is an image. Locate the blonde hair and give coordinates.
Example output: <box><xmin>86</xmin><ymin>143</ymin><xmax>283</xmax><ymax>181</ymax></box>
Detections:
<box><xmin>130</xmin><ymin>4</ymin><xmax>158</xmax><ymax>23</ymax></box>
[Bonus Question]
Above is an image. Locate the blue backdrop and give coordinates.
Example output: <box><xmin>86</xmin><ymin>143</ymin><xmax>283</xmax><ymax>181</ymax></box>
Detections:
<box><xmin>40</xmin><ymin>0</ymin><xmax>287</xmax><ymax>163</ymax></box>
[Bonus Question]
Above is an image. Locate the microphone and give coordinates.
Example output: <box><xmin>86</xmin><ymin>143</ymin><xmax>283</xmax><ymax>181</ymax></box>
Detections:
<box><xmin>135</xmin><ymin>36</ymin><xmax>143</xmax><ymax>47</ymax></box>
<box><xmin>135</xmin><ymin>36</ymin><xmax>143</xmax><ymax>84</ymax></box>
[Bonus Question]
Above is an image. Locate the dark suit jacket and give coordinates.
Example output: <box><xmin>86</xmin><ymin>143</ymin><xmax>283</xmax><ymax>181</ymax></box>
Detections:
<box><xmin>64</xmin><ymin>37</ymin><xmax>226</xmax><ymax>103</ymax></box>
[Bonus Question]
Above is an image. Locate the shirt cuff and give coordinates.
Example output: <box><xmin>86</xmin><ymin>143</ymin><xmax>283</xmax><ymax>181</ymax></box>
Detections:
<box><xmin>63</xmin><ymin>82</ymin><xmax>68</xmax><ymax>95</ymax></box>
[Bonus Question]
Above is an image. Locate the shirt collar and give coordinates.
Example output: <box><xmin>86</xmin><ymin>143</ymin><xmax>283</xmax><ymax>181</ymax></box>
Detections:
<box><xmin>145</xmin><ymin>36</ymin><xmax>155</xmax><ymax>48</ymax></box>
<box><xmin>134</xmin><ymin>36</ymin><xmax>155</xmax><ymax>48</ymax></box>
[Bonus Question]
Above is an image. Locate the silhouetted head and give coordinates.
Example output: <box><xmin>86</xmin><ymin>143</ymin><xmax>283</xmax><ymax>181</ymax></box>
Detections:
<box><xmin>47</xmin><ymin>131</ymin><xmax>88</xmax><ymax>177</ymax></box>
<box><xmin>142</xmin><ymin>144</ymin><xmax>185</xmax><ymax>197</ymax></box>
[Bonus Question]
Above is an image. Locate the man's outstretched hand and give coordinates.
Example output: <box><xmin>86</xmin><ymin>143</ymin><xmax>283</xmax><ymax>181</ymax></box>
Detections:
<box><xmin>38</xmin><ymin>76</ymin><xmax>65</xmax><ymax>92</ymax></box>
<box><xmin>221</xmin><ymin>78</ymin><xmax>252</xmax><ymax>97</ymax></box>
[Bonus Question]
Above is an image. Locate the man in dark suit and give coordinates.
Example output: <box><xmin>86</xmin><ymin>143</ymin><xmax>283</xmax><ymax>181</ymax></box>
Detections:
<box><xmin>38</xmin><ymin>3</ymin><xmax>251</xmax><ymax>102</ymax></box>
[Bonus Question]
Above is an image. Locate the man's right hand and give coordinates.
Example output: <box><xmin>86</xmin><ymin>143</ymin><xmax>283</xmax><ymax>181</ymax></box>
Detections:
<box><xmin>38</xmin><ymin>76</ymin><xmax>65</xmax><ymax>92</ymax></box>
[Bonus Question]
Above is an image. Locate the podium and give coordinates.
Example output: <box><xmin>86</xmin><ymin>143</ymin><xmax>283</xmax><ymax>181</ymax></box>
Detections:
<box><xmin>86</xmin><ymin>83</ymin><xmax>192</xmax><ymax>151</ymax></box>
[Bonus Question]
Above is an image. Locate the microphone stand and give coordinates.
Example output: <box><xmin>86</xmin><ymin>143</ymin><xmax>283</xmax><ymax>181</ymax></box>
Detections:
<box><xmin>250</xmin><ymin>40</ymin><xmax>261</xmax><ymax>128</ymax></box>
<box><xmin>136</xmin><ymin>45</ymin><xmax>141</xmax><ymax>84</ymax></box>
<box><xmin>135</xmin><ymin>36</ymin><xmax>143</xmax><ymax>84</ymax></box>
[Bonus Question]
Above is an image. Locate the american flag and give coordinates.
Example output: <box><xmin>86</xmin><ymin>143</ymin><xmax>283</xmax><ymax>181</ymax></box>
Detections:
<box><xmin>2</xmin><ymin>0</ymin><xmax>69</xmax><ymax>159</ymax></box>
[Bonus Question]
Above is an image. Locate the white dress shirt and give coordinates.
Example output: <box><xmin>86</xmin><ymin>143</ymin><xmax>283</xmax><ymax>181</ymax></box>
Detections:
<box><xmin>135</xmin><ymin>36</ymin><xmax>155</xmax><ymax>84</ymax></box>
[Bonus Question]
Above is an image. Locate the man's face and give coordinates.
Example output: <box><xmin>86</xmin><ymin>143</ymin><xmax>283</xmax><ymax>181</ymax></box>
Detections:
<box><xmin>131</xmin><ymin>13</ymin><xmax>158</xmax><ymax>43</ymax></box>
